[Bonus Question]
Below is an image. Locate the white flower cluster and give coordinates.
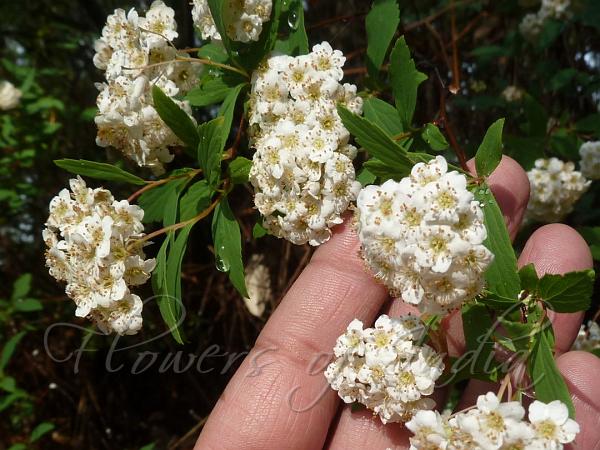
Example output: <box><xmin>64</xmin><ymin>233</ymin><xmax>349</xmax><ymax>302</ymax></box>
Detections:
<box><xmin>573</xmin><ymin>320</ymin><xmax>600</xmax><ymax>353</ymax></box>
<box><xmin>519</xmin><ymin>0</ymin><xmax>571</xmax><ymax>41</ymax></box>
<box><xmin>502</xmin><ymin>85</ymin><xmax>524</xmax><ymax>103</ymax></box>
<box><xmin>0</xmin><ymin>81</ymin><xmax>22</xmax><ymax>111</ymax></box>
<box><xmin>526</xmin><ymin>158</ymin><xmax>590</xmax><ymax>223</ymax></box>
<box><xmin>355</xmin><ymin>156</ymin><xmax>493</xmax><ymax>314</ymax></box>
<box><xmin>248</xmin><ymin>42</ymin><xmax>363</xmax><ymax>246</ymax></box>
<box><xmin>579</xmin><ymin>141</ymin><xmax>600</xmax><ymax>180</ymax></box>
<box><xmin>243</xmin><ymin>254</ymin><xmax>272</xmax><ymax>318</ymax></box>
<box><xmin>191</xmin><ymin>0</ymin><xmax>272</xmax><ymax>43</ymax></box>
<box><xmin>406</xmin><ymin>392</ymin><xmax>579</xmax><ymax>450</ymax></box>
<box><xmin>324</xmin><ymin>315</ymin><xmax>444</xmax><ymax>424</ymax></box>
<box><xmin>43</xmin><ymin>177</ymin><xmax>155</xmax><ymax>335</ymax></box>
<box><xmin>93</xmin><ymin>1</ymin><xmax>199</xmax><ymax>174</ymax></box>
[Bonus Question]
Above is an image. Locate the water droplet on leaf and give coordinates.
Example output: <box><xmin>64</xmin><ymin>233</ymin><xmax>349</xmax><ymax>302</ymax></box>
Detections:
<box><xmin>215</xmin><ymin>255</ymin><xmax>229</xmax><ymax>272</ymax></box>
<box><xmin>287</xmin><ymin>12</ymin><xmax>299</xmax><ymax>30</ymax></box>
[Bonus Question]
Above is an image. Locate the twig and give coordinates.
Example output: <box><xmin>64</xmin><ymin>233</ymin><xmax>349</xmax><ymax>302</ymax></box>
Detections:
<box><xmin>130</xmin><ymin>194</ymin><xmax>223</xmax><ymax>248</ymax></box>
<box><xmin>403</xmin><ymin>0</ymin><xmax>479</xmax><ymax>32</ymax></box>
<box><xmin>223</xmin><ymin>114</ymin><xmax>246</xmax><ymax>161</ymax></box>
<box><xmin>307</xmin><ymin>13</ymin><xmax>367</xmax><ymax>31</ymax></box>
<box><xmin>449</xmin><ymin>0</ymin><xmax>461</xmax><ymax>94</ymax></box>
<box><xmin>437</xmin><ymin>91</ymin><xmax>468</xmax><ymax>171</ymax></box>
<box><xmin>127</xmin><ymin>169</ymin><xmax>201</xmax><ymax>203</ymax></box>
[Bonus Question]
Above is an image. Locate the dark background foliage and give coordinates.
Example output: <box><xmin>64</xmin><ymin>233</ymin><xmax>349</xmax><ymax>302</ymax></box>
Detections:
<box><xmin>0</xmin><ymin>0</ymin><xmax>599</xmax><ymax>448</ymax></box>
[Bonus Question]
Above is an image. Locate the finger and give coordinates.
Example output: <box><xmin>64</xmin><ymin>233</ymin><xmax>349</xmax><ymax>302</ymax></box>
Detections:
<box><xmin>195</xmin><ymin>220</ymin><xmax>390</xmax><ymax>450</ymax></box>
<box><xmin>459</xmin><ymin>224</ymin><xmax>593</xmax><ymax>408</ymax></box>
<box><xmin>556</xmin><ymin>351</ymin><xmax>600</xmax><ymax>450</ymax></box>
<box><xmin>327</xmin><ymin>156</ymin><xmax>530</xmax><ymax>450</ymax></box>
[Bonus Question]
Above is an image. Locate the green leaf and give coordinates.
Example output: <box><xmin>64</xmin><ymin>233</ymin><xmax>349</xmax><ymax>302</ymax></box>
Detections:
<box><xmin>0</xmin><ymin>331</ymin><xmax>26</xmax><ymax>374</ymax></box>
<box><xmin>152</xmin><ymin>239</ymin><xmax>185</xmax><ymax>344</ymax></box>
<box><xmin>475</xmin><ymin>119</ymin><xmax>505</xmax><ymax>178</ymax></box>
<box><xmin>179</xmin><ymin>181</ymin><xmax>213</xmax><ymax>221</ymax></box>
<box><xmin>0</xmin><ymin>376</ymin><xmax>16</xmax><ymax>392</ymax></box>
<box><xmin>30</xmin><ymin>422</ymin><xmax>55</xmax><ymax>443</ymax></box>
<box><xmin>274</xmin><ymin>0</ymin><xmax>309</xmax><ymax>56</ymax></box>
<box><xmin>461</xmin><ymin>303</ymin><xmax>499</xmax><ymax>380</ymax></box>
<box><xmin>474</xmin><ymin>185</ymin><xmax>520</xmax><ymax>299</ymax></box>
<box><xmin>575</xmin><ymin>114</ymin><xmax>600</xmax><ymax>135</ymax></box>
<box><xmin>198</xmin><ymin>117</ymin><xmax>225</xmax><ymax>188</ymax></box>
<box><xmin>212</xmin><ymin>197</ymin><xmax>248</xmax><ymax>297</ymax></box>
<box><xmin>218</xmin><ymin>83</ymin><xmax>246</xmax><ymax>149</ymax></box>
<box><xmin>579</xmin><ymin>227</ymin><xmax>600</xmax><ymax>261</ymax></box>
<box><xmin>498</xmin><ymin>318</ymin><xmax>533</xmax><ymax>353</ymax></box>
<box><xmin>8</xmin><ymin>444</ymin><xmax>27</xmax><ymax>450</ymax></box>
<box><xmin>529</xmin><ymin>323</ymin><xmax>575</xmax><ymax>418</ymax></box>
<box><xmin>365</xmin><ymin>0</ymin><xmax>400</xmax><ymax>78</ymax></box>
<box><xmin>0</xmin><ymin>391</ymin><xmax>27</xmax><ymax>413</ymax></box>
<box><xmin>389</xmin><ymin>36</ymin><xmax>428</xmax><ymax>128</ymax></box>
<box><xmin>356</xmin><ymin>167</ymin><xmax>377</xmax><ymax>186</ymax></box>
<box><xmin>163</xmin><ymin>177</ymin><xmax>193</xmax><ymax>228</ymax></box>
<box><xmin>519</xmin><ymin>263</ymin><xmax>539</xmax><ymax>292</ymax></box>
<box><xmin>363</xmin><ymin>97</ymin><xmax>404</xmax><ymax>135</ymax></box>
<box><xmin>13</xmin><ymin>298</ymin><xmax>43</xmax><ymax>312</ymax></box>
<box><xmin>523</xmin><ymin>95</ymin><xmax>548</xmax><ymax>137</ymax></box>
<box><xmin>228</xmin><ymin>156</ymin><xmax>252</xmax><ymax>184</ymax></box>
<box><xmin>197</xmin><ymin>43</ymin><xmax>229</xmax><ymax>63</ymax></box>
<box><xmin>166</xmin><ymin>224</ymin><xmax>195</xmax><ymax>325</ymax></box>
<box><xmin>140</xmin><ymin>444</ymin><xmax>156</xmax><ymax>450</ymax></box>
<box><xmin>207</xmin><ymin>0</ymin><xmax>234</xmax><ymax>58</ymax></box>
<box><xmin>538</xmin><ymin>270</ymin><xmax>595</xmax><ymax>313</ymax></box>
<box><xmin>186</xmin><ymin>75</ymin><xmax>246</xmax><ymax>107</ymax></box>
<box><xmin>478</xmin><ymin>292</ymin><xmax>518</xmax><ymax>311</ymax></box>
<box><xmin>137</xmin><ymin>177</ymin><xmax>191</xmax><ymax>224</ymax></box>
<box><xmin>54</xmin><ymin>159</ymin><xmax>145</xmax><ymax>185</ymax></box>
<box><xmin>549</xmin><ymin>68</ymin><xmax>578</xmax><ymax>91</ymax></box>
<box><xmin>152</xmin><ymin>86</ymin><xmax>199</xmax><ymax>151</ymax></box>
<box><xmin>252</xmin><ymin>221</ymin><xmax>268</xmax><ymax>239</ymax></box>
<box><xmin>363</xmin><ymin>159</ymin><xmax>405</xmax><ymax>182</ymax></box>
<box><xmin>422</xmin><ymin>123</ymin><xmax>449</xmax><ymax>151</ymax></box>
<box><xmin>11</xmin><ymin>273</ymin><xmax>32</xmax><ymax>301</ymax></box>
<box><xmin>337</xmin><ymin>106</ymin><xmax>413</xmax><ymax>174</ymax></box>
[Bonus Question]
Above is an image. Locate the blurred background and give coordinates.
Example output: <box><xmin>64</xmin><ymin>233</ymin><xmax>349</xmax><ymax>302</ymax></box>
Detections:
<box><xmin>0</xmin><ymin>0</ymin><xmax>599</xmax><ymax>448</ymax></box>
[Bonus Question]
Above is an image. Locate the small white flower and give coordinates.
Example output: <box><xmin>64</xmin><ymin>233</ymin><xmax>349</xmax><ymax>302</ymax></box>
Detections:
<box><xmin>406</xmin><ymin>410</ymin><xmax>449</xmax><ymax>450</ymax></box>
<box><xmin>579</xmin><ymin>141</ymin><xmax>600</xmax><ymax>180</ymax></box>
<box><xmin>249</xmin><ymin>43</ymin><xmax>362</xmax><ymax>246</ymax></box>
<box><xmin>191</xmin><ymin>0</ymin><xmax>272</xmax><ymax>42</ymax></box>
<box><xmin>526</xmin><ymin>157</ymin><xmax>590</xmax><ymax>223</ymax></box>
<box><xmin>325</xmin><ymin>314</ymin><xmax>444</xmax><ymax>424</ymax></box>
<box><xmin>0</xmin><ymin>81</ymin><xmax>22</xmax><ymax>110</ymax></box>
<box><xmin>502</xmin><ymin>85</ymin><xmax>524</xmax><ymax>103</ymax></box>
<box><xmin>356</xmin><ymin>156</ymin><xmax>492</xmax><ymax>314</ymax></box>
<box><xmin>93</xmin><ymin>2</ymin><xmax>198</xmax><ymax>173</ymax></box>
<box><xmin>44</xmin><ymin>178</ymin><xmax>154</xmax><ymax>335</ymax></box>
<box><xmin>528</xmin><ymin>400</ymin><xmax>580</xmax><ymax>447</ymax></box>
<box><xmin>242</xmin><ymin>254</ymin><xmax>273</xmax><ymax>318</ymax></box>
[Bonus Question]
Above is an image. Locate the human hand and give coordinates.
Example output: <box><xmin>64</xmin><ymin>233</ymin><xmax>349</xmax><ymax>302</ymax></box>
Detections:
<box><xmin>194</xmin><ymin>156</ymin><xmax>599</xmax><ymax>450</ymax></box>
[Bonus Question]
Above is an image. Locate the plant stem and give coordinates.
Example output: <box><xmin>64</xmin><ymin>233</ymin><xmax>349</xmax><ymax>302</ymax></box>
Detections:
<box><xmin>130</xmin><ymin>194</ymin><xmax>223</xmax><ymax>249</ymax></box>
<box><xmin>127</xmin><ymin>169</ymin><xmax>202</xmax><ymax>203</ymax></box>
<box><xmin>175</xmin><ymin>57</ymin><xmax>248</xmax><ymax>78</ymax></box>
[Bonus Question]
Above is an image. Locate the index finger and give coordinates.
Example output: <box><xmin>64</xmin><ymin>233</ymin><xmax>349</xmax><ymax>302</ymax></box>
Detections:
<box><xmin>194</xmin><ymin>219</ymin><xmax>389</xmax><ymax>450</ymax></box>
